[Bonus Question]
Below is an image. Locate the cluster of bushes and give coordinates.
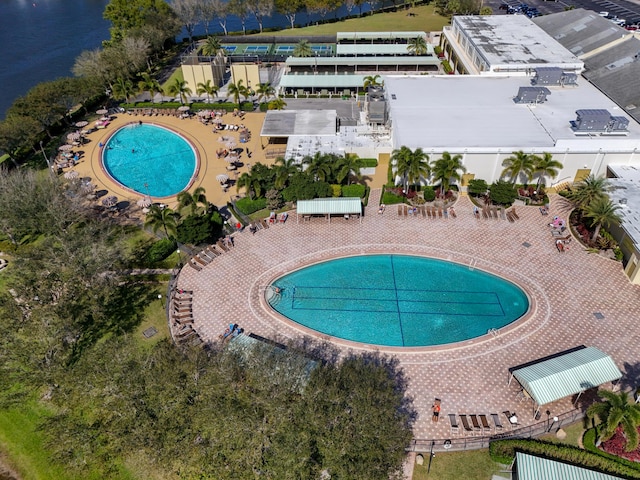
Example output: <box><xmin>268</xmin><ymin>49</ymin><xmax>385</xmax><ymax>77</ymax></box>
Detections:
<box><xmin>490</xmin><ymin>438</ymin><xmax>640</xmax><ymax>478</ymax></box>
<box><xmin>144</xmin><ymin>238</ymin><xmax>177</xmax><ymax>264</ymax></box>
<box><xmin>235</xmin><ymin>197</ymin><xmax>267</xmax><ymax>215</ymax></box>
<box><xmin>122</xmin><ymin>101</ymin><xmax>255</xmax><ymax>112</ymax></box>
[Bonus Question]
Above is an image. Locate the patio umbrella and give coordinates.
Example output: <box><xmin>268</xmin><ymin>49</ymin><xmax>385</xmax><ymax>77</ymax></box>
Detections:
<box><xmin>100</xmin><ymin>116</ymin><xmax>110</xmax><ymax>122</ymax></box>
<box><xmin>58</xmin><ymin>144</ymin><xmax>74</xmax><ymax>151</ymax></box>
<box><xmin>225</xmin><ymin>155</ymin><xmax>237</xmax><ymax>163</ymax></box>
<box><xmin>96</xmin><ymin>108</ymin><xmax>108</xmax><ymax>115</ymax></box>
<box><xmin>136</xmin><ymin>196</ymin><xmax>152</xmax><ymax>208</ymax></box>
<box><xmin>75</xmin><ymin>121</ymin><xmax>89</xmax><ymax>128</ymax></box>
<box><xmin>81</xmin><ymin>182</ymin><xmax>96</xmax><ymax>193</ymax></box>
<box><xmin>216</xmin><ymin>174</ymin><xmax>229</xmax><ymax>184</ymax></box>
<box><xmin>102</xmin><ymin>195</ymin><xmax>118</xmax><ymax>207</ymax></box>
<box><xmin>225</xmin><ymin>140</ymin><xmax>237</xmax><ymax>150</ymax></box>
<box><xmin>178</xmin><ymin>105</ymin><xmax>190</xmax><ymax>112</ymax></box>
<box><xmin>64</xmin><ymin>170</ymin><xmax>79</xmax><ymax>179</ymax></box>
<box><xmin>67</xmin><ymin>132</ymin><xmax>81</xmax><ymax>141</ymax></box>
<box><xmin>197</xmin><ymin>110</ymin><xmax>211</xmax><ymax>117</ymax></box>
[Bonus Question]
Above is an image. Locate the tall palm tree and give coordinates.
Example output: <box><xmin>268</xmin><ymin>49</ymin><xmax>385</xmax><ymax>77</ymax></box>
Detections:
<box><xmin>197</xmin><ymin>79</ymin><xmax>219</xmax><ymax>103</ymax></box>
<box><xmin>144</xmin><ymin>205</ymin><xmax>178</xmax><ymax>239</ymax></box>
<box><xmin>293</xmin><ymin>39</ymin><xmax>313</xmax><ymax>57</ymax></box>
<box><xmin>392</xmin><ymin>146</ymin><xmax>430</xmax><ymax>191</ymax></box>
<box><xmin>201</xmin><ymin>36</ymin><xmax>222</xmax><ymax>56</ymax></box>
<box><xmin>407</xmin><ymin>36</ymin><xmax>428</xmax><ymax>56</ymax></box>
<box><xmin>227</xmin><ymin>79</ymin><xmax>249</xmax><ymax>110</ymax></box>
<box><xmin>237</xmin><ymin>168</ymin><xmax>263</xmax><ymax>199</ymax></box>
<box><xmin>137</xmin><ymin>73</ymin><xmax>162</xmax><ymax>102</ymax></box>
<box><xmin>268</xmin><ymin>98</ymin><xmax>287</xmax><ymax>110</ymax></box>
<box><xmin>584</xmin><ymin>197</ymin><xmax>622</xmax><ymax>242</ymax></box>
<box><xmin>273</xmin><ymin>157</ymin><xmax>301</xmax><ymax>189</ymax></box>
<box><xmin>336</xmin><ymin>154</ymin><xmax>365</xmax><ymax>185</ymax></box>
<box><xmin>501</xmin><ymin>151</ymin><xmax>534</xmax><ymax>185</ymax></box>
<box><xmin>531</xmin><ymin>152</ymin><xmax>563</xmax><ymax>190</ymax></box>
<box><xmin>587</xmin><ymin>390</ymin><xmax>640</xmax><ymax>452</ymax></box>
<box><xmin>303</xmin><ymin>152</ymin><xmax>333</xmax><ymax>183</ymax></box>
<box><xmin>363</xmin><ymin>74</ymin><xmax>382</xmax><ymax>90</ymax></box>
<box><xmin>113</xmin><ymin>77</ymin><xmax>135</xmax><ymax>103</ymax></box>
<box><xmin>568</xmin><ymin>175</ymin><xmax>610</xmax><ymax>211</ymax></box>
<box><xmin>432</xmin><ymin>151</ymin><xmax>465</xmax><ymax>193</ymax></box>
<box><xmin>166</xmin><ymin>78</ymin><xmax>192</xmax><ymax>105</ymax></box>
<box><xmin>177</xmin><ymin>187</ymin><xmax>208</xmax><ymax>215</ymax></box>
<box><xmin>256</xmin><ymin>82</ymin><xmax>275</xmax><ymax>103</ymax></box>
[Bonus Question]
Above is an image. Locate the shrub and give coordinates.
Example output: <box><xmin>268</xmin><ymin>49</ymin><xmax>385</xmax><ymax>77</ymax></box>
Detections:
<box><xmin>144</xmin><ymin>238</ymin><xmax>176</xmax><ymax>264</ymax></box>
<box><xmin>434</xmin><ymin>45</ymin><xmax>443</xmax><ymax>55</ymax></box>
<box><xmin>359</xmin><ymin>158</ymin><xmax>378</xmax><ymax>168</ymax></box>
<box><xmin>489</xmin><ymin>180</ymin><xmax>517</xmax><ymax>205</ymax></box>
<box><xmin>468</xmin><ymin>179</ymin><xmax>488</xmax><ymax>196</ymax></box>
<box><xmin>259</xmin><ymin>102</ymin><xmax>268</xmax><ymax>112</ymax></box>
<box><xmin>236</xmin><ymin>197</ymin><xmax>267</xmax><ymax>215</ymax></box>
<box><xmin>441</xmin><ymin>60</ymin><xmax>453</xmax><ymax>73</ymax></box>
<box><xmin>342</xmin><ymin>184</ymin><xmax>365</xmax><ymax>198</ymax></box>
<box><xmin>423</xmin><ymin>186</ymin><xmax>436</xmax><ymax>202</ymax></box>
<box><xmin>176</xmin><ymin>213</ymin><xmax>223</xmax><ymax>246</ymax></box>
<box><xmin>382</xmin><ymin>191</ymin><xmax>404</xmax><ymax>205</ymax></box>
<box><xmin>331</xmin><ymin>184</ymin><xmax>342</xmax><ymax>197</ymax></box>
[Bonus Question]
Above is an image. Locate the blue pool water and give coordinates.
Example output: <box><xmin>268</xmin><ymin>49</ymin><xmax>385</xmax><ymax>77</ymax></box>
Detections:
<box><xmin>102</xmin><ymin>124</ymin><xmax>197</xmax><ymax>197</ymax></box>
<box><xmin>268</xmin><ymin>255</ymin><xmax>529</xmax><ymax>347</ymax></box>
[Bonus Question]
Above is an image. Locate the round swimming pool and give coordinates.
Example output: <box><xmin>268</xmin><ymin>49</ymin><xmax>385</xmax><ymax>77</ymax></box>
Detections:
<box><xmin>102</xmin><ymin>124</ymin><xmax>197</xmax><ymax>197</ymax></box>
<box><xmin>267</xmin><ymin>255</ymin><xmax>529</xmax><ymax>347</ymax></box>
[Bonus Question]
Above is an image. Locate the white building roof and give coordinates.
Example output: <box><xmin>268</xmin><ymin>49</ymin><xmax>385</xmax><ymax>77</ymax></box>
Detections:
<box><xmin>260</xmin><ymin>110</ymin><xmax>337</xmax><ymax>137</ymax></box>
<box><xmin>606</xmin><ymin>164</ymin><xmax>640</xmax><ymax>249</ymax></box>
<box><xmin>336</xmin><ymin>44</ymin><xmax>424</xmax><ymax>56</ymax></box>
<box><xmin>279</xmin><ymin>74</ymin><xmax>369</xmax><ymax>89</ymax></box>
<box><xmin>384</xmin><ymin>75</ymin><xmax>640</xmax><ymax>151</ymax></box>
<box><xmin>453</xmin><ymin>15</ymin><xmax>583</xmax><ymax>70</ymax></box>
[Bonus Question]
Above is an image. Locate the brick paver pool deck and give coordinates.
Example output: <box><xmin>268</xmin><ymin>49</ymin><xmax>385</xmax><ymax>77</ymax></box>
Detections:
<box><xmin>175</xmin><ymin>191</ymin><xmax>640</xmax><ymax>441</ymax></box>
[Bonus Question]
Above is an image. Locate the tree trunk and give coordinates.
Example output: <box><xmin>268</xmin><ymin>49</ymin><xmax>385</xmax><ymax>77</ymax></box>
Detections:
<box><xmin>592</xmin><ymin>223</ymin><xmax>602</xmax><ymax>243</ymax></box>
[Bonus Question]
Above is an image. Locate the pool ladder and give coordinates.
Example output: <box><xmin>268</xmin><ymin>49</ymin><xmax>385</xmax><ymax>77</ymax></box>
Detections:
<box><xmin>469</xmin><ymin>259</ymin><xmax>477</xmax><ymax>271</ymax></box>
<box><xmin>488</xmin><ymin>328</ymin><xmax>500</xmax><ymax>337</ymax></box>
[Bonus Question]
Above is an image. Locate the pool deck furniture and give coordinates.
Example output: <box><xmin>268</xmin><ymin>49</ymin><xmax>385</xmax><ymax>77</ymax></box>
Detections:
<box><xmin>459</xmin><ymin>415</ymin><xmax>473</xmax><ymax>436</ymax></box>
<box><xmin>448</xmin><ymin>414</ymin><xmax>459</xmax><ymax>434</ymax></box>
<box><xmin>469</xmin><ymin>414</ymin><xmax>482</xmax><ymax>435</ymax></box>
<box><xmin>491</xmin><ymin>413</ymin><xmax>503</xmax><ymax>432</ymax></box>
<box><xmin>479</xmin><ymin>414</ymin><xmax>492</xmax><ymax>434</ymax></box>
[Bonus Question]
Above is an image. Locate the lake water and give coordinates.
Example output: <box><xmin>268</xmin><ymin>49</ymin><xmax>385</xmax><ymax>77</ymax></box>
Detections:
<box><xmin>0</xmin><ymin>0</ymin><xmax>372</xmax><ymax>118</ymax></box>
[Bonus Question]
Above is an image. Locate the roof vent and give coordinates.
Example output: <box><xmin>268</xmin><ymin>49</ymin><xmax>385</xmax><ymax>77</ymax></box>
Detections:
<box><xmin>620</xmin><ymin>198</ymin><xmax>627</xmax><ymax>204</ymax></box>
<box><xmin>515</xmin><ymin>87</ymin><xmax>551</xmax><ymax>104</ymax></box>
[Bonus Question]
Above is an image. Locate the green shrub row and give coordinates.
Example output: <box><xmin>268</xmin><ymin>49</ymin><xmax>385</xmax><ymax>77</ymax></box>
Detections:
<box><xmin>122</xmin><ymin>101</ymin><xmax>255</xmax><ymax>112</ymax></box>
<box><xmin>441</xmin><ymin>60</ymin><xmax>453</xmax><ymax>74</ymax></box>
<box><xmin>359</xmin><ymin>158</ymin><xmax>378</xmax><ymax>168</ymax></box>
<box><xmin>235</xmin><ymin>197</ymin><xmax>267</xmax><ymax>215</ymax></box>
<box><xmin>382</xmin><ymin>191</ymin><xmax>405</xmax><ymax>205</ymax></box>
<box><xmin>342</xmin><ymin>184</ymin><xmax>366</xmax><ymax>198</ymax></box>
<box><xmin>490</xmin><ymin>438</ymin><xmax>640</xmax><ymax>478</ymax></box>
<box><xmin>144</xmin><ymin>238</ymin><xmax>177</xmax><ymax>264</ymax></box>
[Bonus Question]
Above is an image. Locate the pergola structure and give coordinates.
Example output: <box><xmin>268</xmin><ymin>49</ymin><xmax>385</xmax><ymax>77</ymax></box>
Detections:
<box><xmin>508</xmin><ymin>345</ymin><xmax>622</xmax><ymax>418</ymax></box>
<box><xmin>296</xmin><ymin>197</ymin><xmax>363</xmax><ymax>223</ymax></box>
<box><xmin>513</xmin><ymin>452</ymin><xmax>625</xmax><ymax>480</ymax></box>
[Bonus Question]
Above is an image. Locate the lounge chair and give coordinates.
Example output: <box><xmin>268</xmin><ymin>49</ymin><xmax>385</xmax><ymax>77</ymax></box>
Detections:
<box><xmin>469</xmin><ymin>414</ymin><xmax>482</xmax><ymax>435</ymax></box>
<box><xmin>482</xmin><ymin>206</ymin><xmax>489</xmax><ymax>219</ymax></box>
<box><xmin>500</xmin><ymin>206</ymin><xmax>506</xmax><ymax>220</ymax></box>
<box><xmin>438</xmin><ymin>208</ymin><xmax>443</xmax><ymax>219</ymax></box>
<box><xmin>506</xmin><ymin>211</ymin><xmax>515</xmax><ymax>223</ymax></box>
<box><xmin>491</xmin><ymin>206</ymin><xmax>499</xmax><ymax>219</ymax></box>
<box><xmin>448</xmin><ymin>413</ymin><xmax>459</xmax><ymax>434</ymax></box>
<box><xmin>193</xmin><ymin>255</ymin><xmax>208</xmax><ymax>266</ymax></box>
<box><xmin>511</xmin><ymin>207</ymin><xmax>520</xmax><ymax>220</ymax></box>
<box><xmin>216</xmin><ymin>240</ymin><xmax>230</xmax><ymax>252</ymax></box>
<box><xmin>188</xmin><ymin>260</ymin><xmax>202</xmax><ymax>271</ymax></box>
<box><xmin>426</xmin><ymin>207</ymin><xmax>432</xmax><ymax>219</ymax></box>
<box><xmin>421</xmin><ymin>205</ymin><xmax>426</xmax><ymax>218</ymax></box>
<box><xmin>479</xmin><ymin>414</ymin><xmax>492</xmax><ymax>434</ymax></box>
<box><xmin>459</xmin><ymin>415</ymin><xmax>473</xmax><ymax>435</ymax></box>
<box><xmin>260</xmin><ymin>218</ymin><xmax>269</xmax><ymax>229</ymax></box>
<box><xmin>403</xmin><ymin>205</ymin><xmax>408</xmax><ymax>217</ymax></box>
<box><xmin>431</xmin><ymin>206</ymin><xmax>437</xmax><ymax>218</ymax></box>
<box><xmin>491</xmin><ymin>413</ymin><xmax>503</xmax><ymax>432</ymax></box>
<box><xmin>174</xmin><ymin>316</ymin><xmax>194</xmax><ymax>326</ymax></box>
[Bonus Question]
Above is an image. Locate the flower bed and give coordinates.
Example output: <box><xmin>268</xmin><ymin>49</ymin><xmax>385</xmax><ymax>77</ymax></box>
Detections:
<box><xmin>601</xmin><ymin>426</ymin><xmax>640</xmax><ymax>462</ymax></box>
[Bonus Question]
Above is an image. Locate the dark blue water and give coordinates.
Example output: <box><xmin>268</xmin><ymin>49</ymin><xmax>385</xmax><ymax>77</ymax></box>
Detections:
<box><xmin>0</xmin><ymin>0</ymin><xmax>372</xmax><ymax>119</ymax></box>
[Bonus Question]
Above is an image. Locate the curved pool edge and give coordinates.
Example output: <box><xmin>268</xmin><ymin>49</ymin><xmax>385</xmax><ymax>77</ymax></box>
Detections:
<box><xmin>254</xmin><ymin>247</ymin><xmax>544</xmax><ymax>355</ymax></box>
<box><xmin>99</xmin><ymin>122</ymin><xmax>201</xmax><ymax>200</ymax></box>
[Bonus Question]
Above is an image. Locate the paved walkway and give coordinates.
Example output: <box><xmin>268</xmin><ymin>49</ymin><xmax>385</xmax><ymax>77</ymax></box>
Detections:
<box><xmin>175</xmin><ymin>191</ymin><xmax>640</xmax><ymax>440</ymax></box>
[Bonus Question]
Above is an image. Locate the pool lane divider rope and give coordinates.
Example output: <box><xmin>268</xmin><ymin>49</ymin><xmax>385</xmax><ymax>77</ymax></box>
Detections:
<box><xmin>389</xmin><ymin>255</ymin><xmax>406</xmax><ymax>346</ymax></box>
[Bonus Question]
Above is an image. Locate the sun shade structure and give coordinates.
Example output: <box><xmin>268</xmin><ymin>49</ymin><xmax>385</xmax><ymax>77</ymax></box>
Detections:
<box><xmin>509</xmin><ymin>346</ymin><xmax>622</xmax><ymax>415</ymax></box>
<box><xmin>514</xmin><ymin>452</ymin><xmax>626</xmax><ymax>480</ymax></box>
<box><xmin>296</xmin><ymin>197</ymin><xmax>362</xmax><ymax>223</ymax></box>
<box><xmin>260</xmin><ymin>110</ymin><xmax>337</xmax><ymax>138</ymax></box>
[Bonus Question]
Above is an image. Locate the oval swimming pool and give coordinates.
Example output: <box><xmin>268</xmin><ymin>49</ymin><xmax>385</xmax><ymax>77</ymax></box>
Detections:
<box><xmin>267</xmin><ymin>255</ymin><xmax>529</xmax><ymax>347</ymax></box>
<box><xmin>102</xmin><ymin>124</ymin><xmax>197</xmax><ymax>197</ymax></box>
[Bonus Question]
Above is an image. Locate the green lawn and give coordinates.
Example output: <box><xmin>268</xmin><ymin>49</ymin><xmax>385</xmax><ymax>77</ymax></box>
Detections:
<box><xmin>254</xmin><ymin>4</ymin><xmax>450</xmax><ymax>37</ymax></box>
<box><xmin>412</xmin><ymin>449</ymin><xmax>508</xmax><ymax>480</ymax></box>
<box><xmin>539</xmin><ymin>420</ymin><xmax>586</xmax><ymax>447</ymax></box>
<box><xmin>133</xmin><ymin>281</ymin><xmax>171</xmax><ymax>351</ymax></box>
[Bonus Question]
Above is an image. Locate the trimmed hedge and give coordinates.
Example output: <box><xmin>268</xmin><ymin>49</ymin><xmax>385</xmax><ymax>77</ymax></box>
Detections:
<box><xmin>423</xmin><ymin>186</ymin><xmax>436</xmax><ymax>202</ymax></box>
<box><xmin>342</xmin><ymin>184</ymin><xmax>365</xmax><ymax>198</ymax></box>
<box><xmin>382</xmin><ymin>191</ymin><xmax>405</xmax><ymax>205</ymax></box>
<box><xmin>144</xmin><ymin>238</ymin><xmax>177</xmax><ymax>264</ymax></box>
<box><xmin>331</xmin><ymin>184</ymin><xmax>342</xmax><ymax>197</ymax></box>
<box><xmin>359</xmin><ymin>158</ymin><xmax>378</xmax><ymax>168</ymax></box>
<box><xmin>235</xmin><ymin>197</ymin><xmax>267</xmax><ymax>215</ymax></box>
<box><xmin>122</xmin><ymin>101</ymin><xmax>255</xmax><ymax>112</ymax></box>
<box><xmin>490</xmin><ymin>438</ymin><xmax>640</xmax><ymax>478</ymax></box>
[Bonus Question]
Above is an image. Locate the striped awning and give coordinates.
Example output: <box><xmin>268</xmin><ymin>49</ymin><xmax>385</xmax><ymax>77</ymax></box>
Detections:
<box><xmin>297</xmin><ymin>197</ymin><xmax>362</xmax><ymax>215</ymax></box>
<box><xmin>511</xmin><ymin>346</ymin><xmax>622</xmax><ymax>406</ymax></box>
<box><xmin>515</xmin><ymin>452</ymin><xmax>625</xmax><ymax>480</ymax></box>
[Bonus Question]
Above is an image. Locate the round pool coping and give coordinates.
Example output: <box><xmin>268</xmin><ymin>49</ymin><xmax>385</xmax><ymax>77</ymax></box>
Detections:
<box><xmin>100</xmin><ymin>122</ymin><xmax>200</xmax><ymax>200</ymax></box>
<box><xmin>254</xmin><ymin>246</ymin><xmax>545</xmax><ymax>354</ymax></box>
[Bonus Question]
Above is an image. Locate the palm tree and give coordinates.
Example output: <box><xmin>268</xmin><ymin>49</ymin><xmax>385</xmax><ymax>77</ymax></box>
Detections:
<box><xmin>363</xmin><ymin>74</ymin><xmax>382</xmax><ymax>90</ymax></box>
<box><xmin>587</xmin><ymin>390</ymin><xmax>640</xmax><ymax>451</ymax></box>
<box><xmin>166</xmin><ymin>78</ymin><xmax>192</xmax><ymax>105</ymax></box>
<box><xmin>196</xmin><ymin>79</ymin><xmax>219</xmax><ymax>103</ymax></box>
<box><xmin>256</xmin><ymin>83</ymin><xmax>275</xmax><ymax>103</ymax></box>
<box><xmin>227</xmin><ymin>79</ymin><xmax>249</xmax><ymax>110</ymax></box>
<box><xmin>237</xmin><ymin>168</ymin><xmax>263</xmax><ymax>199</ymax></box>
<box><xmin>201</xmin><ymin>36</ymin><xmax>222</xmax><ymax>56</ymax></box>
<box><xmin>137</xmin><ymin>73</ymin><xmax>162</xmax><ymax>102</ymax></box>
<box><xmin>407</xmin><ymin>36</ymin><xmax>428</xmax><ymax>56</ymax></box>
<box><xmin>501</xmin><ymin>151</ymin><xmax>534</xmax><ymax>185</ymax></box>
<box><xmin>568</xmin><ymin>175</ymin><xmax>610</xmax><ymax>211</ymax></box>
<box><xmin>144</xmin><ymin>205</ymin><xmax>178</xmax><ymax>239</ymax></box>
<box><xmin>531</xmin><ymin>152</ymin><xmax>563</xmax><ymax>190</ymax></box>
<box><xmin>273</xmin><ymin>157</ymin><xmax>301</xmax><ymax>189</ymax></box>
<box><xmin>584</xmin><ymin>197</ymin><xmax>622</xmax><ymax>242</ymax></box>
<box><xmin>392</xmin><ymin>146</ymin><xmax>430</xmax><ymax>192</ymax></box>
<box><xmin>113</xmin><ymin>77</ymin><xmax>135</xmax><ymax>103</ymax></box>
<box><xmin>303</xmin><ymin>152</ymin><xmax>333</xmax><ymax>183</ymax></box>
<box><xmin>268</xmin><ymin>98</ymin><xmax>287</xmax><ymax>110</ymax></box>
<box><xmin>336</xmin><ymin>154</ymin><xmax>365</xmax><ymax>185</ymax></box>
<box><xmin>177</xmin><ymin>187</ymin><xmax>208</xmax><ymax>215</ymax></box>
<box><xmin>432</xmin><ymin>151</ymin><xmax>466</xmax><ymax>193</ymax></box>
<box><xmin>293</xmin><ymin>39</ymin><xmax>313</xmax><ymax>57</ymax></box>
